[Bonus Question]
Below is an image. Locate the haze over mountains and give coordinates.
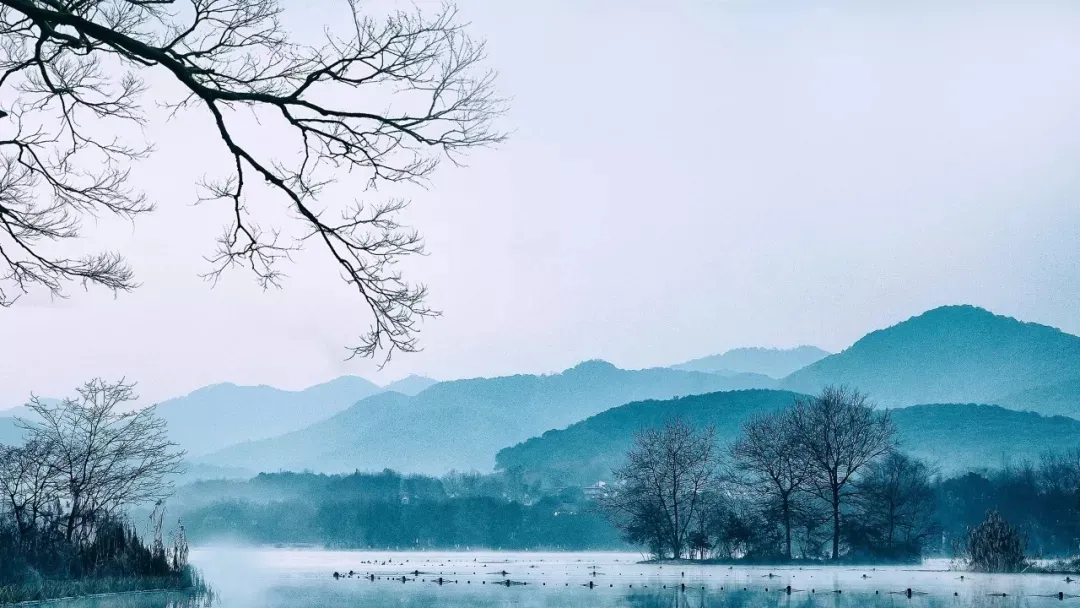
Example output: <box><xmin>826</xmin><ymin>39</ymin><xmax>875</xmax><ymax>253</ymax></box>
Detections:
<box><xmin>6</xmin><ymin>304</ymin><xmax>1080</xmax><ymax>482</ymax></box>
<box><xmin>0</xmin><ymin>376</ymin><xmax>439</xmax><ymax>457</ymax></box>
<box><xmin>199</xmin><ymin>361</ymin><xmax>777</xmax><ymax>474</ymax></box>
<box><xmin>671</xmin><ymin>346</ymin><xmax>831</xmax><ymax>378</ymax></box>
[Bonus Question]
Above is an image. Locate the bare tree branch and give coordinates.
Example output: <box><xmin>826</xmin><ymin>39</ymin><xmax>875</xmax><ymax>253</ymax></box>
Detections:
<box><xmin>0</xmin><ymin>0</ymin><xmax>506</xmax><ymax>360</ymax></box>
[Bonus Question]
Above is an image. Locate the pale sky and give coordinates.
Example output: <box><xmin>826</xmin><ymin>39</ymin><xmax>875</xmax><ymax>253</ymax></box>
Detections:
<box><xmin>4</xmin><ymin>0</ymin><xmax>1080</xmax><ymax>407</ymax></box>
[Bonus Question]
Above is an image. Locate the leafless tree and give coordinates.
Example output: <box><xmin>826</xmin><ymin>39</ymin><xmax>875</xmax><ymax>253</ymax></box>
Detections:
<box><xmin>18</xmin><ymin>378</ymin><xmax>184</xmax><ymax>546</ymax></box>
<box><xmin>598</xmin><ymin>418</ymin><xmax>721</xmax><ymax>559</ymax></box>
<box><xmin>0</xmin><ymin>0</ymin><xmax>505</xmax><ymax>361</ymax></box>
<box><xmin>0</xmin><ymin>438</ymin><xmax>56</xmax><ymax>550</ymax></box>
<box><xmin>852</xmin><ymin>451</ymin><xmax>938</xmax><ymax>556</ymax></box>
<box><xmin>1037</xmin><ymin>448</ymin><xmax>1080</xmax><ymax>495</ymax></box>
<box><xmin>731</xmin><ymin>409</ymin><xmax>811</xmax><ymax>560</ymax></box>
<box><xmin>789</xmin><ymin>386</ymin><xmax>895</xmax><ymax>560</ymax></box>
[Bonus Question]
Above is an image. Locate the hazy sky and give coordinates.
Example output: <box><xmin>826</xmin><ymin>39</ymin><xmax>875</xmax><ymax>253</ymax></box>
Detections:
<box><xmin>4</xmin><ymin>0</ymin><xmax>1080</xmax><ymax>407</ymax></box>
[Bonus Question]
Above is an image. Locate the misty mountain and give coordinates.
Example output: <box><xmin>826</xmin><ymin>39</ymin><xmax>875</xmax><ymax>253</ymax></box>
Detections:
<box><xmin>495</xmin><ymin>389</ymin><xmax>1080</xmax><ymax>485</ymax></box>
<box><xmin>156</xmin><ymin>375</ymin><xmax>382</xmax><ymax>457</ymax></box>
<box><xmin>0</xmin><ymin>416</ymin><xmax>21</xmax><ymax>446</ymax></box>
<box><xmin>672</xmin><ymin>346</ymin><xmax>831</xmax><ymax>378</ymax></box>
<box><xmin>888</xmin><ymin>404</ymin><xmax>1080</xmax><ymax>472</ymax></box>
<box><xmin>994</xmin><ymin>377</ymin><xmax>1080</xmax><ymax>418</ymax></box>
<box><xmin>382</xmin><ymin>375</ymin><xmax>439</xmax><ymax>396</ymax></box>
<box><xmin>199</xmin><ymin>360</ymin><xmax>778</xmax><ymax>475</ymax></box>
<box><xmin>780</xmin><ymin>305</ymin><xmax>1080</xmax><ymax>409</ymax></box>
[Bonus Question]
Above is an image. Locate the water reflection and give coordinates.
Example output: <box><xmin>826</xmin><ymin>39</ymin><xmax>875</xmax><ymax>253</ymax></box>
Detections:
<box><xmin>54</xmin><ymin>549</ymin><xmax>1069</xmax><ymax>608</ymax></box>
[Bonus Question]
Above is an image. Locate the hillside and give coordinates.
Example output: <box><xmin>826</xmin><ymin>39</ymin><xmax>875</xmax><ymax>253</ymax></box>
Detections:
<box><xmin>0</xmin><ymin>416</ymin><xmax>21</xmax><ymax>446</ymax></box>
<box><xmin>994</xmin><ymin>378</ymin><xmax>1080</xmax><ymax>418</ymax></box>
<box><xmin>672</xmin><ymin>346</ymin><xmax>830</xmax><ymax>378</ymax></box>
<box><xmin>495</xmin><ymin>390</ymin><xmax>1080</xmax><ymax>485</ymax></box>
<box><xmin>155</xmin><ymin>375</ymin><xmax>382</xmax><ymax>457</ymax></box>
<box><xmin>496</xmin><ymin>389</ymin><xmax>802</xmax><ymax>485</ymax></box>
<box><xmin>890</xmin><ymin>404</ymin><xmax>1080</xmax><ymax>472</ymax></box>
<box><xmin>781</xmin><ymin>305</ymin><xmax>1080</xmax><ymax>409</ymax></box>
<box><xmin>199</xmin><ymin>360</ymin><xmax>778</xmax><ymax>474</ymax></box>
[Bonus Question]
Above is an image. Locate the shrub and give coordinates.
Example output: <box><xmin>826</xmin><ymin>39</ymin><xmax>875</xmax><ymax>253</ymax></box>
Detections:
<box><xmin>963</xmin><ymin>511</ymin><xmax>1027</xmax><ymax>572</ymax></box>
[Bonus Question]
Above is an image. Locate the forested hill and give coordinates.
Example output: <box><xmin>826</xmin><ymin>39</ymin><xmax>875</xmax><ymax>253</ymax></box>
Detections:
<box><xmin>496</xmin><ymin>389</ymin><xmax>1080</xmax><ymax>486</ymax></box>
<box><xmin>780</xmin><ymin>305</ymin><xmax>1080</xmax><ymax>410</ymax></box>
<box><xmin>200</xmin><ymin>361</ymin><xmax>777</xmax><ymax>474</ymax></box>
<box><xmin>995</xmin><ymin>378</ymin><xmax>1080</xmax><ymax>419</ymax></box>
<box><xmin>496</xmin><ymin>390</ymin><xmax>801</xmax><ymax>485</ymax></box>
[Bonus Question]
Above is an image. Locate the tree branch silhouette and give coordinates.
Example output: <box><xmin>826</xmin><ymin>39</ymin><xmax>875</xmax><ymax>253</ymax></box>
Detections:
<box><xmin>0</xmin><ymin>0</ymin><xmax>505</xmax><ymax>360</ymax></box>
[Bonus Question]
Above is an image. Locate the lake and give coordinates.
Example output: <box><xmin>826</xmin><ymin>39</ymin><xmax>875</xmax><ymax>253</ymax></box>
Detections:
<box><xmin>51</xmin><ymin>548</ymin><xmax>1078</xmax><ymax>607</ymax></box>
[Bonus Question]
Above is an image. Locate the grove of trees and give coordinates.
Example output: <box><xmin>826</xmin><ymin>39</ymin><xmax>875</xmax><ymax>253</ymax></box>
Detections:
<box><xmin>600</xmin><ymin>386</ymin><xmax>939</xmax><ymax>562</ymax></box>
<box><xmin>0</xmin><ymin>379</ymin><xmax>190</xmax><ymax>591</ymax></box>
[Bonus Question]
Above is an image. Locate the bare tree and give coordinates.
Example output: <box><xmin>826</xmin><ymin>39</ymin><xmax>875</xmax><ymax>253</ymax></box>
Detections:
<box><xmin>789</xmin><ymin>386</ymin><xmax>895</xmax><ymax>560</ymax></box>
<box><xmin>598</xmin><ymin>418</ymin><xmax>721</xmax><ymax>559</ymax></box>
<box><xmin>0</xmin><ymin>0</ymin><xmax>505</xmax><ymax>360</ymax></box>
<box><xmin>851</xmin><ymin>451</ymin><xmax>938</xmax><ymax>558</ymax></box>
<box><xmin>18</xmin><ymin>378</ymin><xmax>184</xmax><ymax>546</ymax></box>
<box><xmin>0</xmin><ymin>438</ymin><xmax>56</xmax><ymax>550</ymax></box>
<box><xmin>731</xmin><ymin>409</ymin><xmax>811</xmax><ymax>560</ymax></box>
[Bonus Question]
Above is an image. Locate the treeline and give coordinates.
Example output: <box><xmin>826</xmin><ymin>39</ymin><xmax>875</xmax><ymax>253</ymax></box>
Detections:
<box><xmin>938</xmin><ymin>452</ymin><xmax>1080</xmax><ymax>558</ymax></box>
<box><xmin>176</xmin><ymin>469</ymin><xmax>619</xmax><ymax>549</ymax></box>
<box><xmin>0</xmin><ymin>380</ymin><xmax>196</xmax><ymax>601</ymax></box>
<box><xmin>598</xmin><ymin>387</ymin><xmax>1080</xmax><ymax>567</ymax></box>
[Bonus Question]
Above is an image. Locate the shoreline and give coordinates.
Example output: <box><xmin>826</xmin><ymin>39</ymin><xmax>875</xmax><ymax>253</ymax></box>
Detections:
<box><xmin>0</xmin><ymin>571</ymin><xmax>210</xmax><ymax>606</ymax></box>
<box><xmin>6</xmin><ymin>586</ymin><xmax>202</xmax><ymax>607</ymax></box>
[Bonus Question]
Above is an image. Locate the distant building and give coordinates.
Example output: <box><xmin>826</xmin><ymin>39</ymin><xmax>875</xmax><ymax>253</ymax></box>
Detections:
<box><xmin>553</xmin><ymin>503</ymin><xmax>578</xmax><ymax>516</ymax></box>
<box><xmin>582</xmin><ymin>480</ymin><xmax>608</xmax><ymax>500</ymax></box>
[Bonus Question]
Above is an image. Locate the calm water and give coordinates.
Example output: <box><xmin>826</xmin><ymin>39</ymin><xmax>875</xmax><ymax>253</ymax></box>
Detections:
<box><xmin>51</xmin><ymin>548</ymin><xmax>1079</xmax><ymax>607</ymax></box>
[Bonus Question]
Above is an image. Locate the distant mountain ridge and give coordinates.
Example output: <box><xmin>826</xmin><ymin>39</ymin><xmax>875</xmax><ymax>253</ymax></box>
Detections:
<box><xmin>383</xmin><ymin>374</ymin><xmax>439</xmax><ymax>396</ymax></box>
<box><xmin>155</xmin><ymin>376</ymin><xmax>384</xmax><ymax>457</ymax></box>
<box><xmin>672</xmin><ymin>346</ymin><xmax>831</xmax><ymax>378</ymax></box>
<box><xmin>0</xmin><ymin>375</ymin><xmax>441</xmax><ymax>457</ymax></box>
<box><xmin>781</xmin><ymin>305</ymin><xmax>1080</xmax><ymax>410</ymax></box>
<box><xmin>199</xmin><ymin>360</ymin><xmax>779</xmax><ymax>475</ymax></box>
<box><xmin>995</xmin><ymin>378</ymin><xmax>1080</xmax><ymax>418</ymax></box>
<box><xmin>495</xmin><ymin>389</ymin><xmax>1080</xmax><ymax>485</ymax></box>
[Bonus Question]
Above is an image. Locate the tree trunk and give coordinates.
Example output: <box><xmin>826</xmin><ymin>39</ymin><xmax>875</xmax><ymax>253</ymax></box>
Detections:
<box><xmin>887</xmin><ymin>504</ymin><xmax>896</xmax><ymax>549</ymax></box>
<box><xmin>831</xmin><ymin>486</ymin><xmax>840</xmax><ymax>560</ymax></box>
<box><xmin>783</xmin><ymin>498</ymin><xmax>792</xmax><ymax>561</ymax></box>
<box><xmin>672</xmin><ymin>473</ymin><xmax>681</xmax><ymax>560</ymax></box>
<box><xmin>65</xmin><ymin>492</ymin><xmax>79</xmax><ymax>544</ymax></box>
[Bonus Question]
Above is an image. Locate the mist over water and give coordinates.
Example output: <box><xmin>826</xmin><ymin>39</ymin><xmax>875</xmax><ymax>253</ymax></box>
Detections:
<box><xmin>52</xmin><ymin>549</ymin><xmax>1079</xmax><ymax>608</ymax></box>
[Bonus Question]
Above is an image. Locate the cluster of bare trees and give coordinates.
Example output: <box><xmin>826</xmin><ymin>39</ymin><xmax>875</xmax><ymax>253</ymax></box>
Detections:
<box><xmin>0</xmin><ymin>379</ymin><xmax>185</xmax><ymax>581</ymax></box>
<box><xmin>600</xmin><ymin>387</ymin><xmax>939</xmax><ymax>562</ymax></box>
<box><xmin>0</xmin><ymin>0</ymin><xmax>505</xmax><ymax>361</ymax></box>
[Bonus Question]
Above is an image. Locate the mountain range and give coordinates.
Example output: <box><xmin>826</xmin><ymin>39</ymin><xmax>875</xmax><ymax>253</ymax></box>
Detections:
<box><xmin>187</xmin><ymin>304</ymin><xmax>1080</xmax><ymax>475</ymax></box>
<box><xmin>495</xmin><ymin>390</ymin><xmax>1080</xmax><ymax>485</ymax></box>
<box><xmin>671</xmin><ymin>346</ymin><xmax>831</xmax><ymax>378</ymax></box>
<box><xmin>198</xmin><ymin>361</ymin><xmax>778</xmax><ymax>474</ymax></box>
<box><xmin>0</xmin><ymin>375</ymin><xmax>439</xmax><ymax>457</ymax></box>
<box><xmin>780</xmin><ymin>305</ymin><xmax>1080</xmax><ymax>408</ymax></box>
<box><xmin>8</xmin><ymin>304</ymin><xmax>1080</xmax><ymax>481</ymax></box>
